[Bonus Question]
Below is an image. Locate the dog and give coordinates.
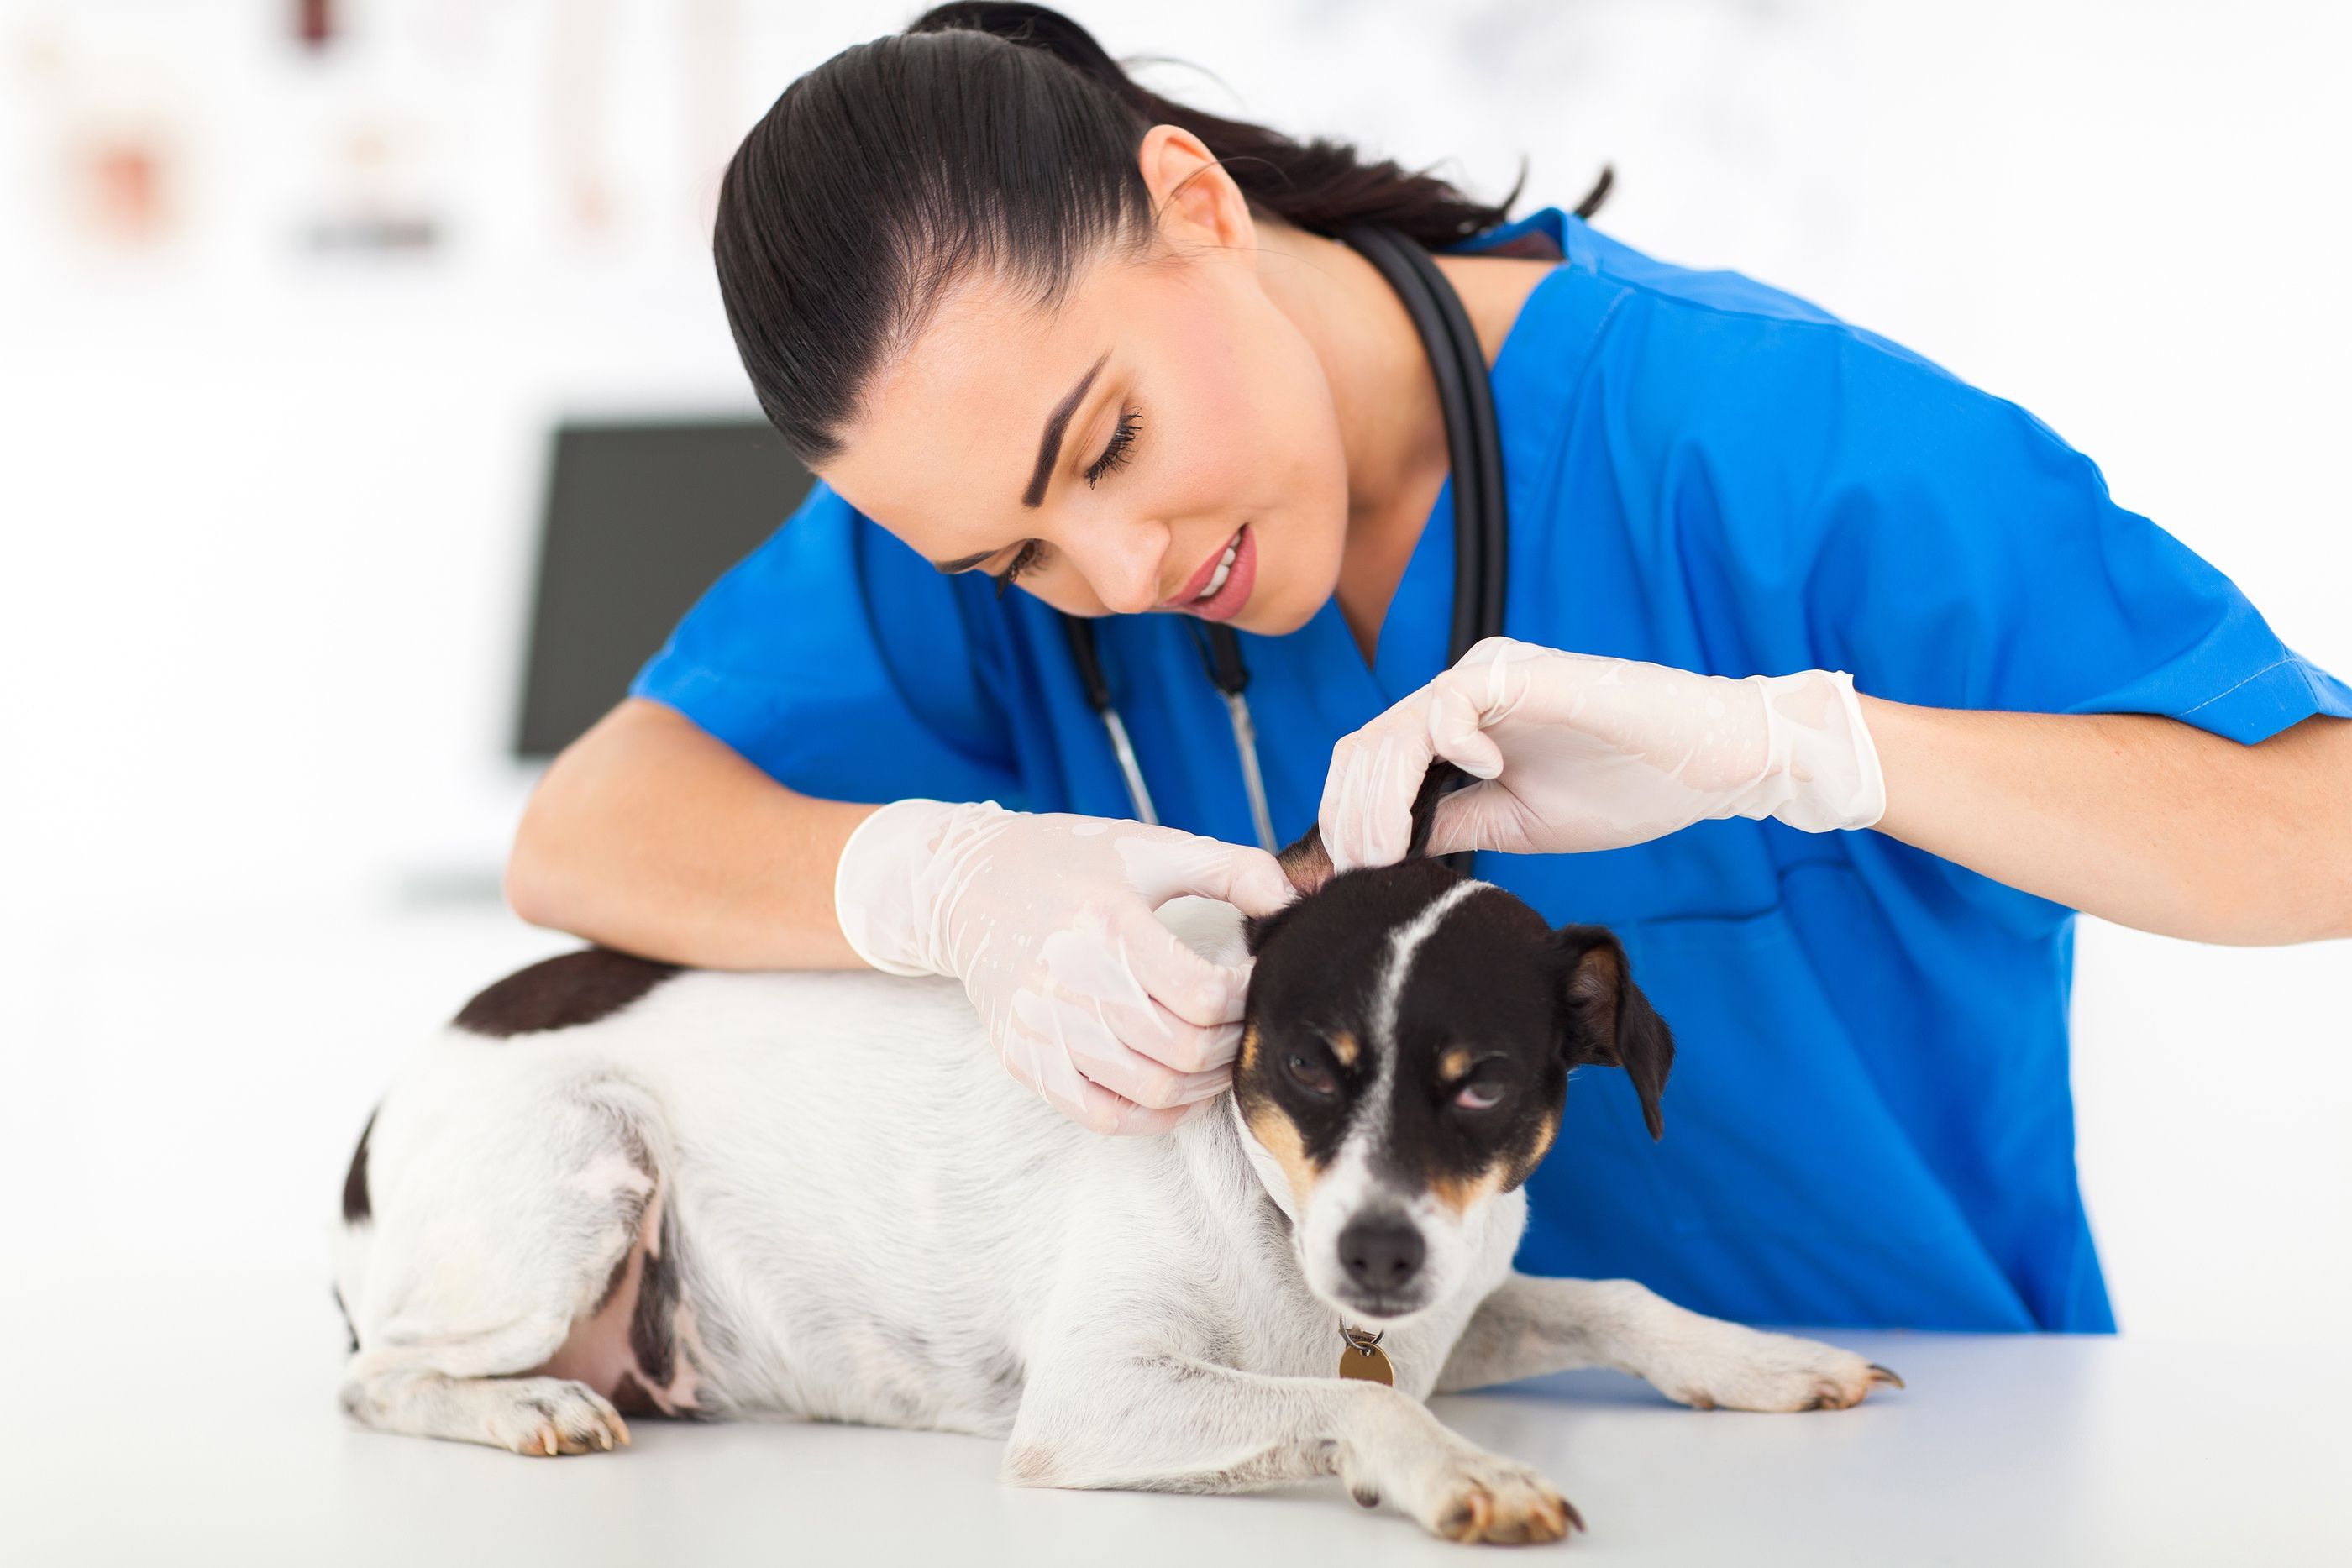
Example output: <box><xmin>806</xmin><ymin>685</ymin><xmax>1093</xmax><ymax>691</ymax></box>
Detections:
<box><xmin>333</xmin><ymin>774</ymin><xmax>1899</xmax><ymax>1544</ymax></box>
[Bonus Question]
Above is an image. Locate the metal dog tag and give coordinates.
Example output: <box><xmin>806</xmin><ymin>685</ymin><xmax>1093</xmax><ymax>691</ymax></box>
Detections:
<box><xmin>1337</xmin><ymin>1326</ymin><xmax>1394</xmax><ymax>1386</ymax></box>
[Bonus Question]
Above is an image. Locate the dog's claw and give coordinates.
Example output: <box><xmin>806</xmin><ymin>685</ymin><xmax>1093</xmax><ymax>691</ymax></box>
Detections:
<box><xmin>1430</xmin><ymin>1466</ymin><xmax>1577</xmax><ymax>1544</ymax></box>
<box><xmin>1867</xmin><ymin>1363</ymin><xmax>1906</xmax><ymax>1390</ymax></box>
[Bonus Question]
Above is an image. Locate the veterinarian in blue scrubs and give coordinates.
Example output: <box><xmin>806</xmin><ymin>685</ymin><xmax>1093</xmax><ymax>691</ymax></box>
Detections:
<box><xmin>528</xmin><ymin>10</ymin><xmax>2352</xmax><ymax>1336</ymax></box>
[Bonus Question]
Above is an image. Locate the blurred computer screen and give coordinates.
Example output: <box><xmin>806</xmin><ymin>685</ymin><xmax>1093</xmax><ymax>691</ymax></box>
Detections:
<box><xmin>515</xmin><ymin>418</ymin><xmax>812</xmax><ymax>758</ymax></box>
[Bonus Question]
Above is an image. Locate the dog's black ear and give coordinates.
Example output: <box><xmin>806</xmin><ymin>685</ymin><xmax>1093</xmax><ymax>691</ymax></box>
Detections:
<box><xmin>1256</xmin><ymin>759</ymin><xmax>1471</xmax><ymax>916</ymax></box>
<box><xmin>1555</xmin><ymin>924</ymin><xmax>1676</xmax><ymax>1141</ymax></box>
<box><xmin>1246</xmin><ymin>827</ymin><xmax>1340</xmax><ymax>952</ymax></box>
<box><xmin>1271</xmin><ymin>828</ymin><xmax>1336</xmax><ymax>899</ymax></box>
<box><xmin>1242</xmin><ymin>897</ymin><xmax>1302</xmax><ymax>956</ymax></box>
<box><xmin>1405</xmin><ymin>759</ymin><xmax>1469</xmax><ymax>860</ymax></box>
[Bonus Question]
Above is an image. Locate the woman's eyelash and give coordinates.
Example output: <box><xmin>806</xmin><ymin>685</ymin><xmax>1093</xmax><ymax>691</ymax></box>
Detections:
<box><xmin>1085</xmin><ymin>408</ymin><xmax>1142</xmax><ymax>486</ymax></box>
<box><xmin>987</xmin><ymin>406</ymin><xmax>1139</xmax><ymax>597</ymax></box>
<box><xmin>992</xmin><ymin>541</ymin><xmax>1043</xmax><ymax>599</ymax></box>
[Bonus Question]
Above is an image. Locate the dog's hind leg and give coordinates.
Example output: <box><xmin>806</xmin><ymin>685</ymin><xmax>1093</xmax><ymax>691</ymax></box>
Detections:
<box><xmin>1005</xmin><ymin>1353</ymin><xmax>1578</xmax><ymax>1544</ymax></box>
<box><xmin>1434</xmin><ymin>1273</ymin><xmax>1901</xmax><ymax>1410</ymax></box>
<box><xmin>335</xmin><ymin>1067</ymin><xmax>672</xmax><ymax>1456</ymax></box>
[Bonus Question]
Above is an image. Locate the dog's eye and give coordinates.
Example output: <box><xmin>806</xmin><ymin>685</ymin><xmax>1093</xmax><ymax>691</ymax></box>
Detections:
<box><xmin>1284</xmin><ymin>1052</ymin><xmax>1338</xmax><ymax>1098</ymax></box>
<box><xmin>1454</xmin><ymin>1076</ymin><xmax>1511</xmax><ymax>1112</ymax></box>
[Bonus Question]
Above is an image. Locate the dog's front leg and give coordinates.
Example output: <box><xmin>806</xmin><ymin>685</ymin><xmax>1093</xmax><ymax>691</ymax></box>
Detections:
<box><xmin>1006</xmin><ymin>1352</ymin><xmax>1580</xmax><ymax>1544</ymax></box>
<box><xmin>1436</xmin><ymin>1273</ymin><xmax>1901</xmax><ymax>1411</ymax></box>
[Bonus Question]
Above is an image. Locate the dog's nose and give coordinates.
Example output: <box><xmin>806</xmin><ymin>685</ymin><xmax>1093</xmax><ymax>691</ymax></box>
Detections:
<box><xmin>1338</xmin><ymin>1214</ymin><xmax>1425</xmax><ymax>1294</ymax></box>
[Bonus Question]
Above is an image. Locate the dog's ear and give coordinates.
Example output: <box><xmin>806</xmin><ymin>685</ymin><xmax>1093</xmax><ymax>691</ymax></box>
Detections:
<box><xmin>1273</xmin><ymin>829</ymin><xmax>1336</xmax><ymax>898</ymax></box>
<box><xmin>1555</xmin><ymin>924</ymin><xmax>1676</xmax><ymax>1141</ymax></box>
<box><xmin>1244</xmin><ymin>829</ymin><xmax>1339</xmax><ymax>953</ymax></box>
<box><xmin>1405</xmin><ymin>759</ymin><xmax>1469</xmax><ymax>860</ymax></box>
<box><xmin>1242</xmin><ymin>896</ymin><xmax>1304</xmax><ymax>957</ymax></box>
<box><xmin>1248</xmin><ymin>760</ymin><xmax>1474</xmax><ymax>953</ymax></box>
<box><xmin>1264</xmin><ymin>757</ymin><xmax>1470</xmax><ymax>894</ymax></box>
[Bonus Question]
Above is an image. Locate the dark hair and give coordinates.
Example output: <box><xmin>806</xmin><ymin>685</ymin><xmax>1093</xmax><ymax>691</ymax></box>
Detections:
<box><xmin>713</xmin><ymin>3</ymin><xmax>1596</xmax><ymax>469</ymax></box>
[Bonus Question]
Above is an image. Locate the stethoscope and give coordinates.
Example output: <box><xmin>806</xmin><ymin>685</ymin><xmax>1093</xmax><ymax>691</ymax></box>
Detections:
<box><xmin>1059</xmin><ymin>220</ymin><xmax>1510</xmax><ymax>857</ymax></box>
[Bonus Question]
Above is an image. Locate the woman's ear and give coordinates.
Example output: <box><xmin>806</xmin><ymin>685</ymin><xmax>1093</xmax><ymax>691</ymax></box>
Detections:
<box><xmin>1555</xmin><ymin>925</ymin><xmax>1676</xmax><ymax>1141</ymax></box>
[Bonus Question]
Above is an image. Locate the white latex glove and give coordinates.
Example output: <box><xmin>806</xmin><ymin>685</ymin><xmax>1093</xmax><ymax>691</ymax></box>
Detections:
<box><xmin>835</xmin><ymin>800</ymin><xmax>1297</xmax><ymax>1135</ymax></box>
<box><xmin>1320</xmin><ymin>636</ymin><xmax>1887</xmax><ymax>870</ymax></box>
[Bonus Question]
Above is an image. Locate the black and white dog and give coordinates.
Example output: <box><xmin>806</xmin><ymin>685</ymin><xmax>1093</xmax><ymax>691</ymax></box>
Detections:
<box><xmin>334</xmin><ymin>778</ymin><xmax>1897</xmax><ymax>1544</ymax></box>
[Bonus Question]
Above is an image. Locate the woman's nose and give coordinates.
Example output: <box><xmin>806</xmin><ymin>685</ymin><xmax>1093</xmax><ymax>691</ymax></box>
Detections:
<box><xmin>1078</xmin><ymin>529</ymin><xmax>1167</xmax><ymax>616</ymax></box>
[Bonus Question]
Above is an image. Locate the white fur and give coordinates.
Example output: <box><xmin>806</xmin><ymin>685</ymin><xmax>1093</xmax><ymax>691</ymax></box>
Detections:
<box><xmin>1369</xmin><ymin>878</ymin><xmax>1487</xmax><ymax>1055</ymax></box>
<box><xmin>335</xmin><ymin>899</ymin><xmax>1893</xmax><ymax>1542</ymax></box>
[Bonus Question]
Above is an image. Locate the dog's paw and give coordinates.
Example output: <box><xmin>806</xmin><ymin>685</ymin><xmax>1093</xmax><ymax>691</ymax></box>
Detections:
<box><xmin>479</xmin><ymin>1377</ymin><xmax>633</xmax><ymax>1456</ymax></box>
<box><xmin>1396</xmin><ymin>1446</ymin><xmax>1582</xmax><ymax>1545</ymax></box>
<box><xmin>1645</xmin><ymin>1324</ymin><xmax>1902</xmax><ymax>1414</ymax></box>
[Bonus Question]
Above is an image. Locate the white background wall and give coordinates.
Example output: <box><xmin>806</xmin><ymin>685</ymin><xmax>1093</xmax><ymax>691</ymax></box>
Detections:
<box><xmin>2</xmin><ymin>0</ymin><xmax>2344</xmax><ymax>1341</ymax></box>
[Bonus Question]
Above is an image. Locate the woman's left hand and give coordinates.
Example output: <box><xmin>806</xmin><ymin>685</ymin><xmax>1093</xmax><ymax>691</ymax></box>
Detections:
<box><xmin>1318</xmin><ymin>636</ymin><xmax>1888</xmax><ymax>870</ymax></box>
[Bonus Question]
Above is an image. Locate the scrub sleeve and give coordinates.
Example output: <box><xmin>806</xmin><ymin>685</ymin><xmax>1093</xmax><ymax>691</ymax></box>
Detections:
<box><xmin>1508</xmin><ymin>260</ymin><xmax>2352</xmax><ymax>1331</ymax></box>
<box><xmin>630</xmin><ymin>483</ymin><xmax>1025</xmax><ymax>809</ymax></box>
<box><xmin>1632</xmin><ymin>291</ymin><xmax>2352</xmax><ymax>919</ymax></box>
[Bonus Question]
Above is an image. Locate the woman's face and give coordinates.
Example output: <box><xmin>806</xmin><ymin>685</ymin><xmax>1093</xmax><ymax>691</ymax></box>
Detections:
<box><xmin>819</xmin><ymin>128</ymin><xmax>1351</xmax><ymax>637</ymax></box>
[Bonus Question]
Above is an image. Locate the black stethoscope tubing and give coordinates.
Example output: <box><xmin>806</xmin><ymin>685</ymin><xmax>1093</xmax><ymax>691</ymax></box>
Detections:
<box><xmin>1058</xmin><ymin>221</ymin><xmax>1509</xmax><ymax>859</ymax></box>
<box><xmin>1337</xmin><ymin>221</ymin><xmax>1509</xmax><ymax>667</ymax></box>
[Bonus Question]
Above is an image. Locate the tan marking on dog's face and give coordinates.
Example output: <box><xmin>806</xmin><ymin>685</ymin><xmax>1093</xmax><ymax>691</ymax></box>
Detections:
<box><xmin>1430</xmin><ymin>1104</ymin><xmax>1565</xmax><ymax>1212</ymax></box>
<box><xmin>1436</xmin><ymin>1045</ymin><xmax>1473</xmax><ymax>1082</ymax></box>
<box><xmin>1427</xmin><ymin>1160</ymin><xmax>1509</xmax><ymax>1217</ymax></box>
<box><xmin>1244</xmin><ymin>1095</ymin><xmax>1322</xmax><ymax>1212</ymax></box>
<box><xmin>1329</xmin><ymin>1030</ymin><xmax>1360</xmax><ymax>1069</ymax></box>
<box><xmin>1238</xmin><ymin>1020</ymin><xmax>1330</xmax><ymax>1209</ymax></box>
<box><xmin>1500</xmin><ymin>1108</ymin><xmax>1561</xmax><ymax>1194</ymax></box>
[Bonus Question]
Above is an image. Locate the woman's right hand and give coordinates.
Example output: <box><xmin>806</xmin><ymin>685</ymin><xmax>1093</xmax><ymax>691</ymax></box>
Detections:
<box><xmin>833</xmin><ymin>800</ymin><xmax>1297</xmax><ymax>1135</ymax></box>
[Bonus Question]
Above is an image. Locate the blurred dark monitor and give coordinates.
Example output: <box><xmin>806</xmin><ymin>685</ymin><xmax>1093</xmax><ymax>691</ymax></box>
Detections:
<box><xmin>514</xmin><ymin>417</ymin><xmax>812</xmax><ymax>759</ymax></box>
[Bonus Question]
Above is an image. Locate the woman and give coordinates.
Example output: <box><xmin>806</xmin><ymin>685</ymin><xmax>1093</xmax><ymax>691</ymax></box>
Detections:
<box><xmin>509</xmin><ymin>4</ymin><xmax>2352</xmax><ymax>1335</ymax></box>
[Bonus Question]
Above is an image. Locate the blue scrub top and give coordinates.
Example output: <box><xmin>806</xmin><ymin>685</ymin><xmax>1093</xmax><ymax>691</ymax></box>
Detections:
<box><xmin>633</xmin><ymin>205</ymin><xmax>2351</xmax><ymax>1333</ymax></box>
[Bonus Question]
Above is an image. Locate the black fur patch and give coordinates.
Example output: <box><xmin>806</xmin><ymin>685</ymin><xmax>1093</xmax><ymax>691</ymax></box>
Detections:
<box><xmin>341</xmin><ymin>1108</ymin><xmax>377</xmax><ymax>1224</ymax></box>
<box><xmin>1556</xmin><ymin>926</ymin><xmax>1676</xmax><ymax>1140</ymax></box>
<box><xmin>608</xmin><ymin>1370</ymin><xmax>658</xmax><ymax>1417</ymax></box>
<box><xmin>452</xmin><ymin>947</ymin><xmax>680</xmax><ymax>1038</ymax></box>
<box><xmin>629</xmin><ymin>1204</ymin><xmax>682</xmax><ymax>1391</ymax></box>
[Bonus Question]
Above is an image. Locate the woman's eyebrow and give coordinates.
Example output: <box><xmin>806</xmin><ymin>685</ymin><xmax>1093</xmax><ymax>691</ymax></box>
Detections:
<box><xmin>929</xmin><ymin>348</ymin><xmax>1109</xmax><ymax>574</ymax></box>
<box><xmin>1022</xmin><ymin>349</ymin><xmax>1108</xmax><ymax>508</ymax></box>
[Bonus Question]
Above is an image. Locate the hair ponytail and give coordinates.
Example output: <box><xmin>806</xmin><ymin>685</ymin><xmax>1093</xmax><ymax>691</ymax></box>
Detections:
<box><xmin>910</xmin><ymin>3</ymin><xmax>1525</xmax><ymax>249</ymax></box>
<box><xmin>714</xmin><ymin>3</ymin><xmax>1586</xmax><ymax>467</ymax></box>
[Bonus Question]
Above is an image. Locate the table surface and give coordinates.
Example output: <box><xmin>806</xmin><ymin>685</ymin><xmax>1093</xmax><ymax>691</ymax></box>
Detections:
<box><xmin>5</xmin><ymin>1256</ymin><xmax>2346</xmax><ymax>1568</ymax></box>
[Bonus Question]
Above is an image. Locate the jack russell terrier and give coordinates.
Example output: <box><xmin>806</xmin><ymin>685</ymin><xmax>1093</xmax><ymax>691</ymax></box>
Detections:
<box><xmin>333</xmin><ymin>773</ymin><xmax>1899</xmax><ymax>1544</ymax></box>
